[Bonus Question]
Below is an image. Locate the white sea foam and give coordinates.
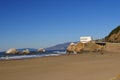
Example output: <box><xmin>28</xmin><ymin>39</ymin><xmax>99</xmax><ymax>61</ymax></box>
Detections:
<box><xmin>53</xmin><ymin>51</ymin><xmax>66</xmax><ymax>54</ymax></box>
<box><xmin>0</xmin><ymin>54</ymin><xmax>62</xmax><ymax>60</ymax></box>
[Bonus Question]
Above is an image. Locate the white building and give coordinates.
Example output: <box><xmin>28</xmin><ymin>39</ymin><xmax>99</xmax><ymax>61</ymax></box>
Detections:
<box><xmin>80</xmin><ymin>36</ymin><xmax>92</xmax><ymax>43</ymax></box>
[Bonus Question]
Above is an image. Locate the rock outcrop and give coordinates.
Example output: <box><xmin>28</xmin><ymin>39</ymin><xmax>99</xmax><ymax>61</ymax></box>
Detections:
<box><xmin>66</xmin><ymin>43</ymin><xmax>76</xmax><ymax>54</ymax></box>
<box><xmin>6</xmin><ymin>48</ymin><xmax>18</xmax><ymax>54</ymax></box>
<box><xmin>83</xmin><ymin>41</ymin><xmax>103</xmax><ymax>52</ymax></box>
<box><xmin>21</xmin><ymin>49</ymin><xmax>30</xmax><ymax>54</ymax></box>
<box><xmin>38</xmin><ymin>48</ymin><xmax>45</xmax><ymax>53</ymax></box>
<box><xmin>74</xmin><ymin>42</ymin><xmax>84</xmax><ymax>53</ymax></box>
<box><xmin>66</xmin><ymin>41</ymin><xmax>104</xmax><ymax>54</ymax></box>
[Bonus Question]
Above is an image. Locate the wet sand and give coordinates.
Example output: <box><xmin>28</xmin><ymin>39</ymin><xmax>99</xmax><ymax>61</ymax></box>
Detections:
<box><xmin>0</xmin><ymin>52</ymin><xmax>120</xmax><ymax>80</ymax></box>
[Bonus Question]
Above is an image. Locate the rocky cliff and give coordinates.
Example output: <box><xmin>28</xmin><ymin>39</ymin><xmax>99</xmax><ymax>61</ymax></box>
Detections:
<box><xmin>105</xmin><ymin>26</ymin><xmax>120</xmax><ymax>42</ymax></box>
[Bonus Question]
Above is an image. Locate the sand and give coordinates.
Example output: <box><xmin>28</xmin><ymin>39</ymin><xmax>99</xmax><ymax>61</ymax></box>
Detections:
<box><xmin>0</xmin><ymin>52</ymin><xmax>120</xmax><ymax>80</ymax></box>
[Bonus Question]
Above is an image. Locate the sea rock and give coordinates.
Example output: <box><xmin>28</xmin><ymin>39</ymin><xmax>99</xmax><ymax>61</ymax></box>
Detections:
<box><xmin>66</xmin><ymin>43</ymin><xmax>76</xmax><ymax>54</ymax></box>
<box><xmin>20</xmin><ymin>49</ymin><xmax>30</xmax><ymax>54</ymax></box>
<box><xmin>6</xmin><ymin>48</ymin><xmax>18</xmax><ymax>54</ymax></box>
<box><xmin>38</xmin><ymin>48</ymin><xmax>45</xmax><ymax>53</ymax></box>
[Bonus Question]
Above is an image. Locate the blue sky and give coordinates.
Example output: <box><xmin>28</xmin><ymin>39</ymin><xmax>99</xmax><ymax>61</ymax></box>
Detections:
<box><xmin>0</xmin><ymin>0</ymin><xmax>120</xmax><ymax>49</ymax></box>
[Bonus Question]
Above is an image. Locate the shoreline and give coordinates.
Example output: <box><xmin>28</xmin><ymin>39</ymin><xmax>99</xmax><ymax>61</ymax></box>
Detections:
<box><xmin>0</xmin><ymin>53</ymin><xmax>64</xmax><ymax>61</ymax></box>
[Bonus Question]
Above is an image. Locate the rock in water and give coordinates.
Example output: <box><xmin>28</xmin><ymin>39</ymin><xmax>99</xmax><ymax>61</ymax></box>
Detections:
<box><xmin>21</xmin><ymin>49</ymin><xmax>30</xmax><ymax>54</ymax></box>
<box><xmin>6</xmin><ymin>48</ymin><xmax>18</xmax><ymax>54</ymax></box>
<box><xmin>38</xmin><ymin>48</ymin><xmax>45</xmax><ymax>53</ymax></box>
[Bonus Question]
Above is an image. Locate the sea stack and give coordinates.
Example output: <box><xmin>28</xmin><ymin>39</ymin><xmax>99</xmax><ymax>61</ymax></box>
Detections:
<box><xmin>21</xmin><ymin>49</ymin><xmax>30</xmax><ymax>54</ymax></box>
<box><xmin>38</xmin><ymin>48</ymin><xmax>45</xmax><ymax>53</ymax></box>
<box><xmin>6</xmin><ymin>48</ymin><xmax>18</xmax><ymax>54</ymax></box>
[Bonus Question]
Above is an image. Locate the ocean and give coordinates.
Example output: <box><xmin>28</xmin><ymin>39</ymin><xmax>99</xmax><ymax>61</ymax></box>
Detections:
<box><xmin>0</xmin><ymin>50</ymin><xmax>66</xmax><ymax>60</ymax></box>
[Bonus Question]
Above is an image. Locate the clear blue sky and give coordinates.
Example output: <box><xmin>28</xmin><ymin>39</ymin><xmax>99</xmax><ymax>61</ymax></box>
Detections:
<box><xmin>0</xmin><ymin>0</ymin><xmax>120</xmax><ymax>49</ymax></box>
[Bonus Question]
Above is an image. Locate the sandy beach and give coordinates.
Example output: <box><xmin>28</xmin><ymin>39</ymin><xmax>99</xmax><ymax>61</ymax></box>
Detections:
<box><xmin>0</xmin><ymin>52</ymin><xmax>120</xmax><ymax>80</ymax></box>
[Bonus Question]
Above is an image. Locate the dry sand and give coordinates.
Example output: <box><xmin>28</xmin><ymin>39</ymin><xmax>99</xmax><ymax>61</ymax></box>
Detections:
<box><xmin>0</xmin><ymin>52</ymin><xmax>120</xmax><ymax>80</ymax></box>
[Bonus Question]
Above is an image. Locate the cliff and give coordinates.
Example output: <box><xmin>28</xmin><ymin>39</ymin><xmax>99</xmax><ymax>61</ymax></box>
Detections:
<box><xmin>105</xmin><ymin>26</ymin><xmax>120</xmax><ymax>42</ymax></box>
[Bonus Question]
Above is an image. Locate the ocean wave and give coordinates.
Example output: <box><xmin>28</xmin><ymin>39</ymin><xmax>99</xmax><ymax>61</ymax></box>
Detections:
<box><xmin>0</xmin><ymin>53</ymin><xmax>62</xmax><ymax>60</ymax></box>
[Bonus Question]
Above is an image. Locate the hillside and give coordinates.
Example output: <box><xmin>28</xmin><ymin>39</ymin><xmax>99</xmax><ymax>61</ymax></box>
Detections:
<box><xmin>105</xmin><ymin>26</ymin><xmax>120</xmax><ymax>42</ymax></box>
<box><xmin>45</xmin><ymin>42</ymin><xmax>78</xmax><ymax>51</ymax></box>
